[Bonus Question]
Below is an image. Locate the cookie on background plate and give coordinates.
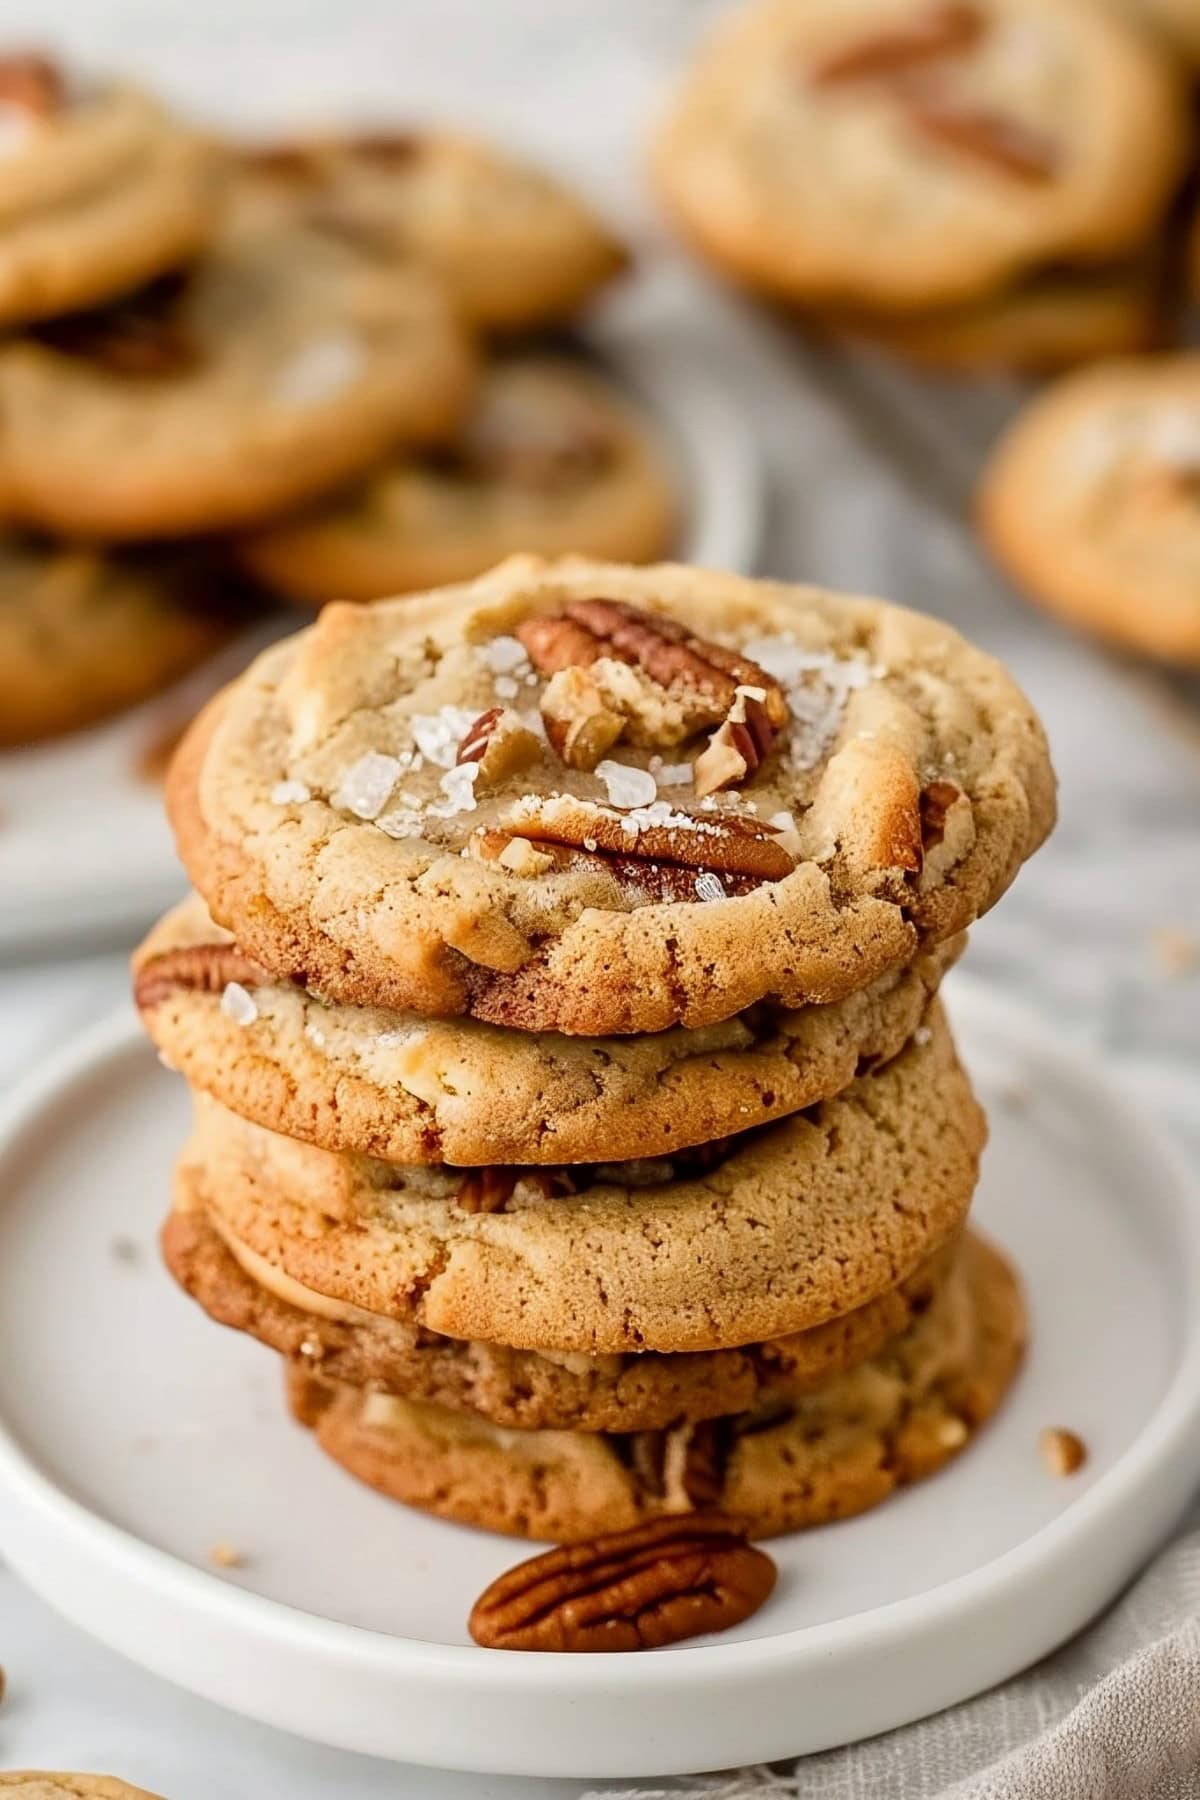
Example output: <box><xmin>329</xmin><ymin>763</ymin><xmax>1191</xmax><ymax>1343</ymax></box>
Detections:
<box><xmin>134</xmin><ymin>891</ymin><xmax>961</xmax><ymax>1165</ymax></box>
<box><xmin>238</xmin><ymin>356</ymin><xmax>678</xmax><ymax>605</ymax></box>
<box><xmin>653</xmin><ymin>0</ymin><xmax>1189</xmax><ymax>314</ymax></box>
<box><xmin>287</xmin><ymin>1233</ymin><xmax>1025</xmax><ymax>1541</ymax></box>
<box><xmin>167</xmin><ymin>556</ymin><xmax>1055</xmax><ymax>1035</ymax></box>
<box><xmin>0</xmin><ymin>538</ymin><xmax>244</xmax><ymax>748</ymax></box>
<box><xmin>177</xmin><ymin>1004</ymin><xmax>984</xmax><ymax>1355</ymax></box>
<box><xmin>978</xmin><ymin>353</ymin><xmax>1200</xmax><ymax>665</ymax></box>
<box><xmin>0</xmin><ymin>215</ymin><xmax>476</xmax><ymax>541</ymax></box>
<box><xmin>163</xmin><ymin>1203</ymin><xmax>961</xmax><ymax>1432</ymax></box>
<box><xmin>0</xmin><ymin>1780</ymin><xmax>165</xmax><ymax>1800</ymax></box>
<box><xmin>0</xmin><ymin>54</ymin><xmax>223</xmax><ymax>329</ymax></box>
<box><xmin>239</xmin><ymin>131</ymin><xmax>627</xmax><ymax>333</ymax></box>
<box><xmin>822</xmin><ymin>255</ymin><xmax>1165</xmax><ymax>374</ymax></box>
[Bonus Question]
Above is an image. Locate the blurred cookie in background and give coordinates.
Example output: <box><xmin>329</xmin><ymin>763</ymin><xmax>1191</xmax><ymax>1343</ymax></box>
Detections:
<box><xmin>237</xmin><ymin>354</ymin><xmax>678</xmax><ymax>604</ymax></box>
<box><xmin>238</xmin><ymin>130</ymin><xmax>627</xmax><ymax>333</ymax></box>
<box><xmin>0</xmin><ymin>537</ymin><xmax>249</xmax><ymax>747</ymax></box>
<box><xmin>977</xmin><ymin>353</ymin><xmax>1200</xmax><ymax>665</ymax></box>
<box><xmin>0</xmin><ymin>211</ymin><xmax>476</xmax><ymax>540</ymax></box>
<box><xmin>0</xmin><ymin>52</ymin><xmax>224</xmax><ymax>328</ymax></box>
<box><xmin>815</xmin><ymin>254</ymin><xmax>1168</xmax><ymax>375</ymax></box>
<box><xmin>654</xmin><ymin>0</ymin><xmax>1190</xmax><ymax>370</ymax></box>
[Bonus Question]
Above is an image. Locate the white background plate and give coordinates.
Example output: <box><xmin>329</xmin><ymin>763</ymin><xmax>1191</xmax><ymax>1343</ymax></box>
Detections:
<box><xmin>0</xmin><ymin>311</ymin><xmax>765</xmax><ymax>958</ymax></box>
<box><xmin>0</xmin><ymin>979</ymin><xmax>1197</xmax><ymax>1780</ymax></box>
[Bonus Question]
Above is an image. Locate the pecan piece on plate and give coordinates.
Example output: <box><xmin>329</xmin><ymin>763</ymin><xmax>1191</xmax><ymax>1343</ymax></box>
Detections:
<box><xmin>455</xmin><ymin>706</ymin><xmax>541</xmax><ymax>788</ymax></box>
<box><xmin>903</xmin><ymin>96</ymin><xmax>1058</xmax><ymax>182</ymax></box>
<box><xmin>133</xmin><ymin>942</ymin><xmax>274</xmax><ymax>1011</ymax></box>
<box><xmin>499</xmin><ymin>795</ymin><xmax>796</xmax><ymax>883</ymax></box>
<box><xmin>0</xmin><ymin>52</ymin><xmax>65</xmax><ymax>116</ymax></box>
<box><xmin>693</xmin><ymin>684</ymin><xmax>777</xmax><ymax>799</ymax></box>
<box><xmin>810</xmin><ymin>2</ymin><xmax>985</xmax><ymax>85</ymax></box>
<box><xmin>468</xmin><ymin>1513</ymin><xmax>777</xmax><ymax>1652</ymax></box>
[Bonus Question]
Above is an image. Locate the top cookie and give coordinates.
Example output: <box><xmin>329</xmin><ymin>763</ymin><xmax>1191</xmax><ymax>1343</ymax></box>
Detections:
<box><xmin>167</xmin><ymin>557</ymin><xmax>1054</xmax><ymax>1035</ymax></box>
<box><xmin>0</xmin><ymin>209</ymin><xmax>475</xmax><ymax>540</ymax></box>
<box><xmin>977</xmin><ymin>353</ymin><xmax>1200</xmax><ymax>667</ymax></box>
<box><xmin>653</xmin><ymin>0</ymin><xmax>1189</xmax><ymax>313</ymax></box>
<box><xmin>0</xmin><ymin>56</ymin><xmax>224</xmax><ymax>327</ymax></box>
<box><xmin>239</xmin><ymin>131</ymin><xmax>627</xmax><ymax>332</ymax></box>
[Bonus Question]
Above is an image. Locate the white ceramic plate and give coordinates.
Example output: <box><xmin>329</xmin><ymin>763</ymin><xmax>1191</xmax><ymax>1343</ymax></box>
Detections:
<box><xmin>0</xmin><ymin>979</ymin><xmax>1197</xmax><ymax>1780</ymax></box>
<box><xmin>0</xmin><ymin>321</ymin><xmax>766</xmax><ymax>957</ymax></box>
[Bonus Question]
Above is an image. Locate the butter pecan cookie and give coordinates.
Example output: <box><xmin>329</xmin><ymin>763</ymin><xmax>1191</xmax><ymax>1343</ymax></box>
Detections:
<box><xmin>238</xmin><ymin>131</ymin><xmax>626</xmax><ymax>332</ymax></box>
<box><xmin>653</xmin><ymin>0</ymin><xmax>1188</xmax><ymax>314</ymax></box>
<box><xmin>175</xmin><ymin>1005</ymin><xmax>984</xmax><ymax>1355</ymax></box>
<box><xmin>166</xmin><ymin>556</ymin><xmax>1054</xmax><ymax>1034</ymax></box>
<box><xmin>0</xmin><ymin>1781</ymin><xmax>165</xmax><ymax>1800</ymax></box>
<box><xmin>237</xmin><ymin>356</ymin><xmax>678</xmax><ymax>605</ymax></box>
<box><xmin>0</xmin><ymin>55</ymin><xmax>223</xmax><ymax>327</ymax></box>
<box><xmin>134</xmin><ymin>892</ymin><xmax>962</xmax><ymax>1164</ymax></box>
<box><xmin>978</xmin><ymin>352</ymin><xmax>1200</xmax><ymax>665</ymax></box>
<box><xmin>0</xmin><ymin>213</ymin><xmax>475</xmax><ymax>540</ymax></box>
<box><xmin>286</xmin><ymin>1232</ymin><xmax>1024</xmax><ymax>1540</ymax></box>
<box><xmin>0</xmin><ymin>538</ymin><xmax>241</xmax><ymax>747</ymax></box>
<box><xmin>162</xmin><ymin>1200</ymin><xmax>960</xmax><ymax>1432</ymax></box>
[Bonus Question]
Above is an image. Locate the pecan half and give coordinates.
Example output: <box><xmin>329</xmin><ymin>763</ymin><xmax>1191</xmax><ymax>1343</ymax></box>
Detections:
<box><xmin>810</xmin><ymin>3</ymin><xmax>985</xmax><ymax>85</ymax></box>
<box><xmin>133</xmin><ymin>942</ymin><xmax>274</xmax><ymax>1012</ymax></box>
<box><xmin>473</xmin><ymin>829</ymin><xmax>758</xmax><ymax>905</ymax></box>
<box><xmin>456</xmin><ymin>1167</ymin><xmax>574</xmax><ymax>1213</ymax></box>
<box><xmin>693</xmin><ymin>685</ymin><xmax>776</xmax><ymax>799</ymax></box>
<box><xmin>517</xmin><ymin>600</ymin><xmax>787</xmax><ymax>735</ymax></box>
<box><xmin>34</xmin><ymin>273</ymin><xmax>199</xmax><ymax>378</ymax></box>
<box><xmin>468</xmin><ymin>1513</ymin><xmax>777</xmax><ymax>1652</ymax></box>
<box><xmin>497</xmin><ymin>796</ymin><xmax>796</xmax><ymax>883</ymax></box>
<box><xmin>540</xmin><ymin>667</ymin><xmax>626</xmax><ymax>770</ymax></box>
<box><xmin>0</xmin><ymin>52</ymin><xmax>65</xmax><ymax>116</ymax></box>
<box><xmin>455</xmin><ymin>707</ymin><xmax>541</xmax><ymax>787</ymax></box>
<box><xmin>903</xmin><ymin>96</ymin><xmax>1058</xmax><ymax>182</ymax></box>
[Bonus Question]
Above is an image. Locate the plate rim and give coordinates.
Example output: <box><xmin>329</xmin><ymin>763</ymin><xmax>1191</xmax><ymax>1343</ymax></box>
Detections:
<box><xmin>1</xmin><ymin>980</ymin><xmax>1198</xmax><ymax>1773</ymax></box>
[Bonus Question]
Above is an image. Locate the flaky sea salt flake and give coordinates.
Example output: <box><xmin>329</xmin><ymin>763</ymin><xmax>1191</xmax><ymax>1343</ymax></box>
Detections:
<box><xmin>220</xmin><ymin>982</ymin><xmax>258</xmax><ymax>1026</ymax></box>
<box><xmin>331</xmin><ymin>751</ymin><xmax>405</xmax><ymax>819</ymax></box>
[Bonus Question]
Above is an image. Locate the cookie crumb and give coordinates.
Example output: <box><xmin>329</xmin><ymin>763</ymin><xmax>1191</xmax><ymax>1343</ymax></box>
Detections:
<box><xmin>210</xmin><ymin>1541</ymin><xmax>244</xmax><ymax>1568</ymax></box>
<box><xmin>1040</xmin><ymin>1425</ymin><xmax>1087</xmax><ymax>1477</ymax></box>
<box><xmin>936</xmin><ymin>1415</ymin><xmax>969</xmax><ymax>1449</ymax></box>
<box><xmin>1149</xmin><ymin>926</ymin><xmax>1199</xmax><ymax>978</ymax></box>
<box><xmin>298</xmin><ymin>1335</ymin><xmax>326</xmax><ymax>1360</ymax></box>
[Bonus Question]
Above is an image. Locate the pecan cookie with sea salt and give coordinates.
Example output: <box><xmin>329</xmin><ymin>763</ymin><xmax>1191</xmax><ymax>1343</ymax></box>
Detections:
<box><xmin>134</xmin><ymin>892</ymin><xmax>961</xmax><ymax>1164</ymax></box>
<box><xmin>167</xmin><ymin>556</ymin><xmax>1053</xmax><ymax>1034</ymax></box>
<box><xmin>653</xmin><ymin>0</ymin><xmax>1188</xmax><ymax>315</ymax></box>
<box><xmin>238</xmin><ymin>131</ymin><xmax>626</xmax><ymax>333</ymax></box>
<box><xmin>176</xmin><ymin>1005</ymin><xmax>984</xmax><ymax>1354</ymax></box>
<box><xmin>0</xmin><ymin>207</ymin><xmax>475</xmax><ymax>540</ymax></box>
<box><xmin>287</xmin><ymin>1232</ymin><xmax>1023</xmax><ymax>1541</ymax></box>
<box><xmin>0</xmin><ymin>54</ymin><xmax>223</xmax><ymax>328</ymax></box>
<box><xmin>238</xmin><ymin>355</ymin><xmax>678</xmax><ymax>605</ymax></box>
<box><xmin>978</xmin><ymin>353</ymin><xmax>1200</xmax><ymax>666</ymax></box>
<box><xmin>163</xmin><ymin>1200</ymin><xmax>959</xmax><ymax>1431</ymax></box>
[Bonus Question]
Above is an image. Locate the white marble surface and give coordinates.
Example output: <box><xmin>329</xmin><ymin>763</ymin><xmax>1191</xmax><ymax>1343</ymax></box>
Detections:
<box><xmin>0</xmin><ymin>1</ymin><xmax>1198</xmax><ymax>1791</ymax></box>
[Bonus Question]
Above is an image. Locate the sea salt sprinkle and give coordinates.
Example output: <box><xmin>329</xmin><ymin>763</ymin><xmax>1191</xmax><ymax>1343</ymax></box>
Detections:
<box><xmin>426</xmin><ymin>760</ymin><xmax>480</xmax><ymax>818</ymax></box>
<box><xmin>479</xmin><ymin>635</ymin><xmax>530</xmax><ymax>676</ymax></box>
<box><xmin>220</xmin><ymin>982</ymin><xmax>258</xmax><ymax>1026</ymax></box>
<box><xmin>695</xmin><ymin>872</ymin><xmax>726</xmax><ymax>902</ymax></box>
<box><xmin>412</xmin><ymin>707</ymin><xmax>479</xmax><ymax>769</ymax></box>
<box><xmin>331</xmin><ymin>751</ymin><xmax>406</xmax><ymax>820</ymax></box>
<box><xmin>271</xmin><ymin>778</ymin><xmax>311</xmax><ymax>805</ymax></box>
<box><xmin>743</xmin><ymin>635</ymin><xmax>878</xmax><ymax>772</ymax></box>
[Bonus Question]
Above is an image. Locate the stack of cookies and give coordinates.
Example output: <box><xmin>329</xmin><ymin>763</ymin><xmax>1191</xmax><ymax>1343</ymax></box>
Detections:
<box><xmin>0</xmin><ymin>49</ymin><xmax>669</xmax><ymax>749</ymax></box>
<box><xmin>654</xmin><ymin>0</ymin><xmax>1193</xmax><ymax>375</ymax></box>
<box><xmin>135</xmin><ymin>556</ymin><xmax>1055</xmax><ymax>1544</ymax></box>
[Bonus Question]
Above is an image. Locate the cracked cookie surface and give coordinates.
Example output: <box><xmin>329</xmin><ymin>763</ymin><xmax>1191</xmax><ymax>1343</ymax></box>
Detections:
<box><xmin>174</xmin><ymin>1002</ymin><xmax>985</xmax><ymax>1355</ymax></box>
<box><xmin>167</xmin><ymin>555</ymin><xmax>1054</xmax><ymax>1035</ymax></box>
<box><xmin>978</xmin><ymin>353</ymin><xmax>1200</xmax><ymax>666</ymax></box>
<box><xmin>653</xmin><ymin>0</ymin><xmax>1187</xmax><ymax>314</ymax></box>
<box><xmin>135</xmin><ymin>891</ymin><xmax>962</xmax><ymax>1165</ymax></box>
<box><xmin>237</xmin><ymin>355</ymin><xmax>678</xmax><ymax>605</ymax></box>
<box><xmin>287</xmin><ymin>1232</ymin><xmax>1024</xmax><ymax>1540</ymax></box>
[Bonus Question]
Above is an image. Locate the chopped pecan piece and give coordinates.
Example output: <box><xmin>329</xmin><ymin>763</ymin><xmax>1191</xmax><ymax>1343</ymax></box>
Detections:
<box><xmin>455</xmin><ymin>706</ymin><xmax>541</xmax><ymax>787</ymax></box>
<box><xmin>693</xmin><ymin>685</ymin><xmax>776</xmax><ymax>798</ymax></box>
<box><xmin>134</xmin><ymin>942</ymin><xmax>274</xmax><ymax>1012</ymax></box>
<box><xmin>0</xmin><ymin>52</ymin><xmax>65</xmax><ymax>116</ymax></box>
<box><xmin>540</xmin><ymin>667</ymin><xmax>626</xmax><ymax>770</ymax></box>
<box><xmin>1039</xmin><ymin>1426</ymin><xmax>1087</xmax><ymax>1478</ymax></box>
<box><xmin>34</xmin><ymin>273</ymin><xmax>199</xmax><ymax>378</ymax></box>
<box><xmin>903</xmin><ymin>96</ymin><xmax>1058</xmax><ymax>182</ymax></box>
<box><xmin>499</xmin><ymin>795</ymin><xmax>796</xmax><ymax>882</ymax></box>
<box><xmin>348</xmin><ymin>130</ymin><xmax>425</xmax><ymax>167</ymax></box>
<box><xmin>468</xmin><ymin>1513</ymin><xmax>777</xmax><ymax>1651</ymax></box>
<box><xmin>918</xmin><ymin>778</ymin><xmax>963</xmax><ymax>853</ymax></box>
<box><xmin>810</xmin><ymin>3</ymin><xmax>985</xmax><ymax>84</ymax></box>
<box><xmin>455</xmin><ymin>1168</ymin><xmax>519</xmax><ymax>1214</ymax></box>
